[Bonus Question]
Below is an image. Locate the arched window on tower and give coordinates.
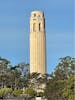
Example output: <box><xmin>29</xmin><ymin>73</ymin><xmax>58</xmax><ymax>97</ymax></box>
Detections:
<box><xmin>39</xmin><ymin>23</ymin><xmax>41</xmax><ymax>31</ymax></box>
<box><xmin>33</xmin><ymin>23</ymin><xmax>36</xmax><ymax>32</ymax></box>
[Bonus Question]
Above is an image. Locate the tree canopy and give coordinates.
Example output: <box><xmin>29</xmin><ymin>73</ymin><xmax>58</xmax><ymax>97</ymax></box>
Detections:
<box><xmin>0</xmin><ymin>56</ymin><xmax>74</xmax><ymax>99</ymax></box>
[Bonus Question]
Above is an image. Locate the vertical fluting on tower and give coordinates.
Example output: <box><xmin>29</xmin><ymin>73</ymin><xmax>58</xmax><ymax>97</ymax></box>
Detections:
<box><xmin>30</xmin><ymin>11</ymin><xmax>46</xmax><ymax>74</ymax></box>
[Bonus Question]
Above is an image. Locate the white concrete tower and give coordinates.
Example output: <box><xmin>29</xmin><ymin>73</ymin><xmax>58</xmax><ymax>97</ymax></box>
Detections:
<box><xmin>30</xmin><ymin>11</ymin><xmax>46</xmax><ymax>74</ymax></box>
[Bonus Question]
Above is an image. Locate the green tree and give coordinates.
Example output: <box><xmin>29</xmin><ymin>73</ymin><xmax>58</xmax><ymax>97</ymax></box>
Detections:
<box><xmin>0</xmin><ymin>57</ymin><xmax>10</xmax><ymax>88</ymax></box>
<box><xmin>7</xmin><ymin>63</ymin><xmax>29</xmax><ymax>90</ymax></box>
<box><xmin>45</xmin><ymin>79</ymin><xmax>65</xmax><ymax>100</ymax></box>
<box><xmin>44</xmin><ymin>56</ymin><xmax>75</xmax><ymax>100</ymax></box>
<box><xmin>54</xmin><ymin>56</ymin><xmax>75</xmax><ymax>80</ymax></box>
<box><xmin>63</xmin><ymin>75</ymin><xmax>74</xmax><ymax>100</ymax></box>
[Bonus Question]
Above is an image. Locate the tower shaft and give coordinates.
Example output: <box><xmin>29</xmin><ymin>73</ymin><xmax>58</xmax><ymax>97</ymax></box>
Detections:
<box><xmin>30</xmin><ymin>11</ymin><xmax>46</xmax><ymax>74</ymax></box>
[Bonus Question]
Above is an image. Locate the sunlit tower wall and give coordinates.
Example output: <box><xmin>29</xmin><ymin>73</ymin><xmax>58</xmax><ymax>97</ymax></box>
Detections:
<box><xmin>30</xmin><ymin>11</ymin><xmax>46</xmax><ymax>74</ymax></box>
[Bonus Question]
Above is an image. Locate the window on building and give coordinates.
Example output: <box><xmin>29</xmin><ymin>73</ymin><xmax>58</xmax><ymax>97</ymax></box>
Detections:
<box><xmin>39</xmin><ymin>23</ymin><xmax>41</xmax><ymax>31</ymax></box>
<box><xmin>34</xmin><ymin>13</ymin><xmax>36</xmax><ymax>17</ymax></box>
<box><xmin>33</xmin><ymin>23</ymin><xmax>36</xmax><ymax>32</ymax></box>
<box><xmin>38</xmin><ymin>15</ymin><xmax>40</xmax><ymax>17</ymax></box>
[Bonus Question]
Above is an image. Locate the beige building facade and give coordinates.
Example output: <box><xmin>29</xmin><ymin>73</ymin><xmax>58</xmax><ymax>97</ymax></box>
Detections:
<box><xmin>30</xmin><ymin>11</ymin><xmax>46</xmax><ymax>74</ymax></box>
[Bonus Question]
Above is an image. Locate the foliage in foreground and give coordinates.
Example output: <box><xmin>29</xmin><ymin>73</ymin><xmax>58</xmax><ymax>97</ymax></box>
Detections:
<box><xmin>24</xmin><ymin>88</ymin><xmax>37</xmax><ymax>97</ymax></box>
<box><xmin>44</xmin><ymin>56</ymin><xmax>75</xmax><ymax>100</ymax></box>
<box><xmin>0</xmin><ymin>56</ymin><xmax>74</xmax><ymax>100</ymax></box>
<box><xmin>0</xmin><ymin>88</ymin><xmax>12</xmax><ymax>99</ymax></box>
<box><xmin>13</xmin><ymin>90</ymin><xmax>22</xmax><ymax>97</ymax></box>
<box><xmin>63</xmin><ymin>75</ymin><xmax>74</xmax><ymax>100</ymax></box>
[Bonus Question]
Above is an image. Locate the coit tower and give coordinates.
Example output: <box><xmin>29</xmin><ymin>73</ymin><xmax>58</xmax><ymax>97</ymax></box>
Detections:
<box><xmin>30</xmin><ymin>11</ymin><xmax>46</xmax><ymax>74</ymax></box>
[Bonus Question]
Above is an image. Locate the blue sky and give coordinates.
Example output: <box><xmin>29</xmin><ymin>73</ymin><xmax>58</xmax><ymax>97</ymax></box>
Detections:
<box><xmin>0</xmin><ymin>0</ymin><xmax>74</xmax><ymax>73</ymax></box>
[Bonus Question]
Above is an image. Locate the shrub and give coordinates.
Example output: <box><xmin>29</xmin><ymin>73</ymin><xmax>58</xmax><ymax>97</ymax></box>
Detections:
<box><xmin>13</xmin><ymin>90</ymin><xmax>22</xmax><ymax>97</ymax></box>
<box><xmin>0</xmin><ymin>88</ymin><xmax>12</xmax><ymax>99</ymax></box>
<box><xmin>24</xmin><ymin>88</ymin><xmax>37</xmax><ymax>97</ymax></box>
